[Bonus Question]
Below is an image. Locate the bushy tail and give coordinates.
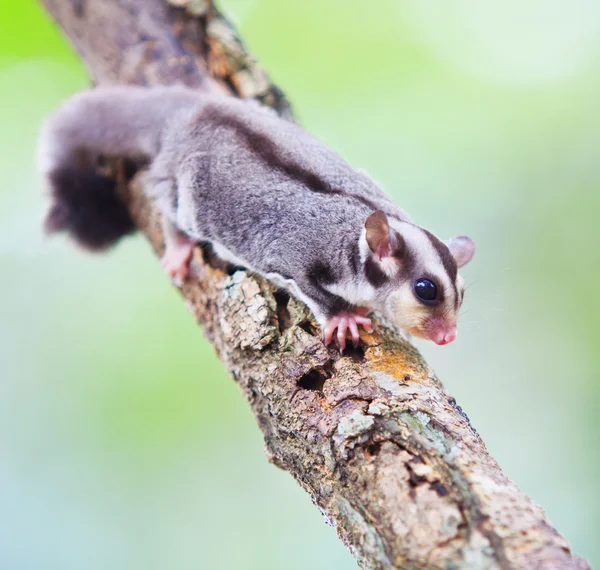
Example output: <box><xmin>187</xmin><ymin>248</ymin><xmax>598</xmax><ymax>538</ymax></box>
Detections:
<box><xmin>38</xmin><ymin>85</ymin><xmax>199</xmax><ymax>250</ymax></box>
<box><xmin>43</xmin><ymin>161</ymin><xmax>137</xmax><ymax>250</ymax></box>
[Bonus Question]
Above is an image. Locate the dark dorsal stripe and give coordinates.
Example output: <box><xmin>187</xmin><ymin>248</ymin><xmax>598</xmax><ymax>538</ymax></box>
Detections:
<box><xmin>201</xmin><ymin>105</ymin><xmax>389</xmax><ymax>215</ymax></box>
<box><xmin>422</xmin><ymin>229</ymin><xmax>459</xmax><ymax>305</ymax></box>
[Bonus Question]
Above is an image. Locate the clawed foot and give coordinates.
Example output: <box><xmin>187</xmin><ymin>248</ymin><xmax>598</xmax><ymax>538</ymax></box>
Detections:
<box><xmin>161</xmin><ymin>238</ymin><xmax>194</xmax><ymax>283</ymax></box>
<box><xmin>323</xmin><ymin>308</ymin><xmax>373</xmax><ymax>351</ymax></box>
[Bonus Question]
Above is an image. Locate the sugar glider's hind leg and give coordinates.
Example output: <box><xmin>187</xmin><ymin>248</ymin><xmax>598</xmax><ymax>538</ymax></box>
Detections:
<box><xmin>161</xmin><ymin>218</ymin><xmax>195</xmax><ymax>283</ymax></box>
<box><xmin>144</xmin><ymin>167</ymin><xmax>196</xmax><ymax>283</ymax></box>
<box><xmin>145</xmin><ymin>148</ymin><xmax>213</xmax><ymax>284</ymax></box>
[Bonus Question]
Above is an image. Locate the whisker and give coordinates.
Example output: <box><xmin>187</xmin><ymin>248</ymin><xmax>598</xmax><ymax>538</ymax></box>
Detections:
<box><xmin>464</xmin><ymin>280</ymin><xmax>480</xmax><ymax>292</ymax></box>
<box><xmin>463</xmin><ymin>266</ymin><xmax>512</xmax><ymax>293</ymax></box>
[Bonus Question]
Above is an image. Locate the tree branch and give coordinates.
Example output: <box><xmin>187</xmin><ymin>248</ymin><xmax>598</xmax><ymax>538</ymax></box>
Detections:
<box><xmin>39</xmin><ymin>1</ymin><xmax>589</xmax><ymax>568</ymax></box>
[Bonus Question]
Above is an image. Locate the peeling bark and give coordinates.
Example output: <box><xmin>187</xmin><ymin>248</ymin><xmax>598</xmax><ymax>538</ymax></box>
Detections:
<box><xmin>39</xmin><ymin>1</ymin><xmax>590</xmax><ymax>568</ymax></box>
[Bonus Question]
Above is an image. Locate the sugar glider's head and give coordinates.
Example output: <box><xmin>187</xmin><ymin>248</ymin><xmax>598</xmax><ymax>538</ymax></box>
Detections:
<box><xmin>361</xmin><ymin>211</ymin><xmax>475</xmax><ymax>345</ymax></box>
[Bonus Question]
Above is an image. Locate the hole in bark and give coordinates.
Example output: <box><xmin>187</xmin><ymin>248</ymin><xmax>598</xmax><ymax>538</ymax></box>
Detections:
<box><xmin>366</xmin><ymin>442</ymin><xmax>381</xmax><ymax>456</ymax></box>
<box><xmin>343</xmin><ymin>343</ymin><xmax>365</xmax><ymax>360</ymax></box>
<box><xmin>274</xmin><ymin>290</ymin><xmax>291</xmax><ymax>333</ymax></box>
<box><xmin>298</xmin><ymin>320</ymin><xmax>318</xmax><ymax>336</ymax></box>
<box><xmin>297</xmin><ymin>368</ymin><xmax>329</xmax><ymax>392</ymax></box>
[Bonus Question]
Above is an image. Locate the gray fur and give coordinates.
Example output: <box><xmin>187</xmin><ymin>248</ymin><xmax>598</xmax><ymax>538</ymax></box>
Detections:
<box><xmin>38</xmin><ymin>86</ymin><xmax>475</xmax><ymax>341</ymax></box>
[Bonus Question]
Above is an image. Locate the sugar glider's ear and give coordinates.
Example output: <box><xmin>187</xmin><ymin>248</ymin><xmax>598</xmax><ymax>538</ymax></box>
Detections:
<box><xmin>446</xmin><ymin>235</ymin><xmax>475</xmax><ymax>268</ymax></box>
<box><xmin>365</xmin><ymin>210</ymin><xmax>402</xmax><ymax>259</ymax></box>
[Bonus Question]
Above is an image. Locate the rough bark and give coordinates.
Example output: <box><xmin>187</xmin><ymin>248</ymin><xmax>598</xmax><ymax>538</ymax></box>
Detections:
<box><xmin>39</xmin><ymin>1</ymin><xmax>589</xmax><ymax>568</ymax></box>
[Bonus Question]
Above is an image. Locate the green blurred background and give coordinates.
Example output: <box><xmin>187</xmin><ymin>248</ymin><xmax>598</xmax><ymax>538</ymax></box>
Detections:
<box><xmin>1</xmin><ymin>1</ymin><xmax>599</xmax><ymax>568</ymax></box>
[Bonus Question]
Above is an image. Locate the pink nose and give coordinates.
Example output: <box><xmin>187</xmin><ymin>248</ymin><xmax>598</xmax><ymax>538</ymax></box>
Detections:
<box><xmin>431</xmin><ymin>326</ymin><xmax>457</xmax><ymax>346</ymax></box>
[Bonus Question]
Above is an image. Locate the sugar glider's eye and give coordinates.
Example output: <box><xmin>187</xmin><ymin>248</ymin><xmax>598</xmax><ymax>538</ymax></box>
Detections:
<box><xmin>414</xmin><ymin>278</ymin><xmax>438</xmax><ymax>303</ymax></box>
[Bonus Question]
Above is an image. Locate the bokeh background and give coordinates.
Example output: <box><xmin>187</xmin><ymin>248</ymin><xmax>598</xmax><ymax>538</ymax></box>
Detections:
<box><xmin>1</xmin><ymin>1</ymin><xmax>599</xmax><ymax>568</ymax></box>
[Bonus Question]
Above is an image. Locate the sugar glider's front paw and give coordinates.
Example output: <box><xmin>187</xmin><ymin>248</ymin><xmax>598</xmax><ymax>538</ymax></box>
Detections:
<box><xmin>323</xmin><ymin>308</ymin><xmax>373</xmax><ymax>351</ymax></box>
<box><xmin>161</xmin><ymin>237</ymin><xmax>194</xmax><ymax>283</ymax></box>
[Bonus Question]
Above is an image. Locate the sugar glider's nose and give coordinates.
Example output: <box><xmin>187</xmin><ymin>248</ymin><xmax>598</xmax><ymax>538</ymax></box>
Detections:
<box><xmin>430</xmin><ymin>324</ymin><xmax>457</xmax><ymax>345</ymax></box>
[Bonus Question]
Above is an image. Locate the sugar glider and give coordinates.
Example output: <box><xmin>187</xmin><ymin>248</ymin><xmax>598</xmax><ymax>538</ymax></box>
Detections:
<box><xmin>38</xmin><ymin>86</ymin><xmax>475</xmax><ymax>349</ymax></box>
